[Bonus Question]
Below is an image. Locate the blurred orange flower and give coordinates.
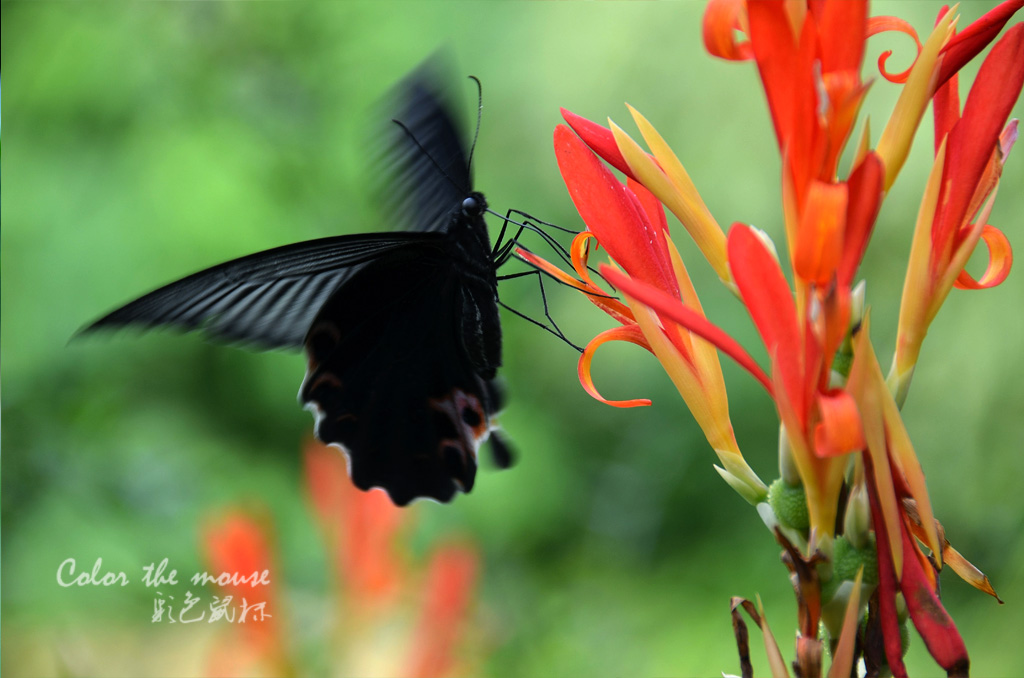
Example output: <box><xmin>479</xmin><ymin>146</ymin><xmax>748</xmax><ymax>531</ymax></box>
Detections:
<box><xmin>201</xmin><ymin>440</ymin><xmax>483</xmax><ymax>677</ymax></box>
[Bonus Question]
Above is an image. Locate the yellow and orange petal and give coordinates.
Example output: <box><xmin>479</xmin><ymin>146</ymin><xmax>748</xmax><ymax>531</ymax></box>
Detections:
<box><xmin>578</xmin><ymin>325</ymin><xmax>654</xmax><ymax>409</ymax></box>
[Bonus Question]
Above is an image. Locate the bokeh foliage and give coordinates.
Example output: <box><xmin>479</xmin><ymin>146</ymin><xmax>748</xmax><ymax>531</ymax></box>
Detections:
<box><xmin>3</xmin><ymin>2</ymin><xmax>1022</xmax><ymax>676</ymax></box>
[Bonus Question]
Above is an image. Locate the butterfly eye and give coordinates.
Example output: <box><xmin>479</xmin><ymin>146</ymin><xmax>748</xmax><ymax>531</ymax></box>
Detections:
<box><xmin>461</xmin><ymin>195</ymin><xmax>482</xmax><ymax>217</ymax></box>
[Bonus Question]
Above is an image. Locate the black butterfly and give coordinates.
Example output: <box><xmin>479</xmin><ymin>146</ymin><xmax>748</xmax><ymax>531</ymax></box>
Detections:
<box><xmin>79</xmin><ymin>66</ymin><xmax>514</xmax><ymax>506</ymax></box>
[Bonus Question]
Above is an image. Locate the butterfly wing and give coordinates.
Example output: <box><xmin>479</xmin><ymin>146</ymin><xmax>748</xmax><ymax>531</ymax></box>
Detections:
<box><xmin>383</xmin><ymin>64</ymin><xmax>474</xmax><ymax>234</ymax></box>
<box><xmin>79</xmin><ymin>232</ymin><xmax>444</xmax><ymax>349</ymax></box>
<box><xmin>300</xmin><ymin>243</ymin><xmax>502</xmax><ymax>505</ymax></box>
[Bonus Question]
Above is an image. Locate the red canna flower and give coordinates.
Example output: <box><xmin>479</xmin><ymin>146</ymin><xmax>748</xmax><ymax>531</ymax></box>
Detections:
<box><xmin>521</xmin><ymin>121</ymin><xmax>768</xmax><ymax>505</ymax></box>
<box><xmin>536</xmin><ymin>0</ymin><xmax>1019</xmax><ymax>674</ymax></box>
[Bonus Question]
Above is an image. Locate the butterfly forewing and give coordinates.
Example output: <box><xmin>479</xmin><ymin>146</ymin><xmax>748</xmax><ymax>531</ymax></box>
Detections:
<box><xmin>381</xmin><ymin>67</ymin><xmax>473</xmax><ymax>235</ymax></box>
<box><xmin>81</xmin><ymin>233</ymin><xmax>442</xmax><ymax>349</ymax></box>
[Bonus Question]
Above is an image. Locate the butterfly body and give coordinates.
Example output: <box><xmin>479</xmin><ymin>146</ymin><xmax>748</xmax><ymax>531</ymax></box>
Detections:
<box><xmin>80</xmin><ymin>67</ymin><xmax>511</xmax><ymax>506</ymax></box>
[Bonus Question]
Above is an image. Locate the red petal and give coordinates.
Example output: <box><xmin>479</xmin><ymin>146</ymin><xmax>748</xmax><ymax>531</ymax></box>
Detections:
<box><xmin>554</xmin><ymin>124</ymin><xmax>677</xmax><ymax>296</ymax></box>
<box><xmin>933</xmin><ymin>24</ymin><xmax>1024</xmax><ymax>258</ymax></box>
<box><xmin>813</xmin><ymin>389</ymin><xmax>864</xmax><ymax>457</ymax></box>
<box><xmin>931</xmin><ymin>6</ymin><xmax>962</xmax><ymax>154</ymax></box>
<box><xmin>793</xmin><ymin>180</ymin><xmax>848</xmax><ymax>285</ymax></box>
<box><xmin>867</xmin><ymin>16</ymin><xmax>922</xmax><ymax>84</ymax></box>
<box><xmin>204</xmin><ymin>510</ymin><xmax>285</xmax><ymax>657</ymax></box>
<box><xmin>560</xmin><ymin>108</ymin><xmax>635</xmax><ymax>179</ymax></box>
<box><xmin>932</xmin><ymin>72</ymin><xmax>961</xmax><ymax>153</ymax></box>
<box><xmin>936</xmin><ymin>0</ymin><xmax>1024</xmax><ymax>88</ymax></box>
<box><xmin>601</xmin><ymin>266</ymin><xmax>774</xmax><ymax>394</ymax></box>
<box><xmin>702</xmin><ymin>0</ymin><xmax>753</xmax><ymax>61</ymax></box>
<box><xmin>816</xmin><ymin>0</ymin><xmax>867</xmax><ymax>74</ymax></box>
<box><xmin>746</xmin><ymin>0</ymin><xmax>801</xmax><ymax>149</ymax></box>
<box><xmin>407</xmin><ymin>544</ymin><xmax>479</xmax><ymax>678</ymax></box>
<box><xmin>864</xmin><ymin>453</ymin><xmax>910</xmax><ymax>677</ymax></box>
<box><xmin>838</xmin><ymin>152</ymin><xmax>883</xmax><ymax>287</ymax></box>
<box><xmin>748</xmin><ymin>0</ymin><xmax>819</xmax><ymax>192</ymax></box>
<box><xmin>308</xmin><ymin>438</ymin><xmax>407</xmax><ymax>606</ymax></box>
<box><xmin>205</xmin><ymin>513</ymin><xmax>275</xmax><ymax>597</ymax></box>
<box><xmin>728</xmin><ymin>224</ymin><xmax>805</xmax><ymax>425</ymax></box>
<box><xmin>305</xmin><ymin>438</ymin><xmax>350</xmax><ymax>534</ymax></box>
<box><xmin>898</xmin><ymin>516</ymin><xmax>970</xmax><ymax>673</ymax></box>
<box><xmin>628</xmin><ymin>177</ymin><xmax>669</xmax><ymax>235</ymax></box>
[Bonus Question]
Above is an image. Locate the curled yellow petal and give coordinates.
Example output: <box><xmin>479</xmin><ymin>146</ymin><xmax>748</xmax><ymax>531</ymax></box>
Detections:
<box><xmin>876</xmin><ymin>9</ymin><xmax>956</xmax><ymax>191</ymax></box>
<box><xmin>570</xmin><ymin>231</ymin><xmax>602</xmax><ymax>289</ymax></box>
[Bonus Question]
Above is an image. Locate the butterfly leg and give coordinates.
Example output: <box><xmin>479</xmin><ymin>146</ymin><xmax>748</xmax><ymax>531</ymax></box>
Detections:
<box><xmin>493</xmin><ymin>209</ymin><xmax>613</xmax><ymax>288</ymax></box>
<box><xmin>486</xmin><ymin>428</ymin><xmax>515</xmax><ymax>469</ymax></box>
<box><xmin>496</xmin><ymin>269</ymin><xmax>583</xmax><ymax>352</ymax></box>
<box><xmin>492</xmin><ymin>208</ymin><xmax>576</xmax><ymax>270</ymax></box>
<box><xmin>490</xmin><ymin>210</ymin><xmax>525</xmax><ymax>261</ymax></box>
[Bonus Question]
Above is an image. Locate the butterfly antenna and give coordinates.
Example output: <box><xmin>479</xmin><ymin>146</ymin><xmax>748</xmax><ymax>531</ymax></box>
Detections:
<box><xmin>507</xmin><ymin>208</ymin><xmax>580</xmax><ymax>235</ymax></box>
<box><xmin>466</xmin><ymin>75</ymin><xmax>483</xmax><ymax>175</ymax></box>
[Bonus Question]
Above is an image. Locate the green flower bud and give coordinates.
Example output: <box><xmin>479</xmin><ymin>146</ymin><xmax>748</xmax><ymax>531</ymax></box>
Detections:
<box><xmin>767</xmin><ymin>478</ymin><xmax>810</xmax><ymax>531</ymax></box>
<box><xmin>833</xmin><ymin>535</ymin><xmax>879</xmax><ymax>586</ymax></box>
<box><xmin>778</xmin><ymin>426</ymin><xmax>801</xmax><ymax>486</ymax></box>
<box><xmin>843</xmin><ymin>482</ymin><xmax>872</xmax><ymax>550</ymax></box>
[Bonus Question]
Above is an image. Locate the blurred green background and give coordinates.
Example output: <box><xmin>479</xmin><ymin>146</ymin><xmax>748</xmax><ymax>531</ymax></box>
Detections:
<box><xmin>3</xmin><ymin>2</ymin><xmax>1023</xmax><ymax>676</ymax></box>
